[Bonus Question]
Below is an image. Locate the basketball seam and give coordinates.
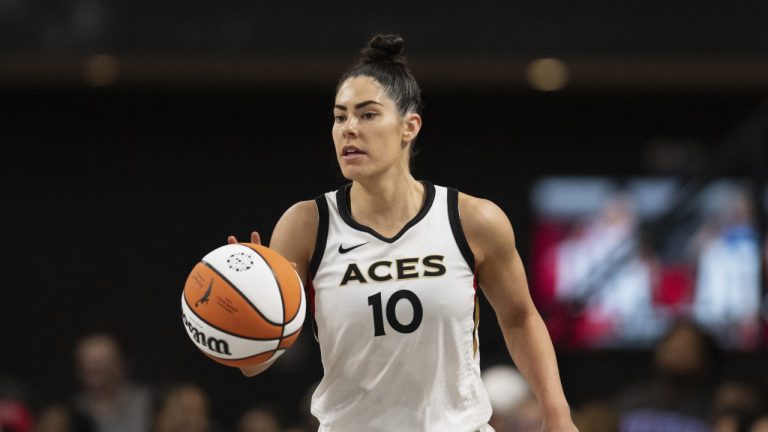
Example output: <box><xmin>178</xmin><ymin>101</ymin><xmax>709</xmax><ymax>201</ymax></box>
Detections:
<box><xmin>240</xmin><ymin>244</ymin><xmax>289</xmax><ymax>332</ymax></box>
<box><xmin>276</xmin><ymin>272</ymin><xmax>305</xmax><ymax>347</ymax></box>
<box><xmin>200</xmin><ymin>259</ymin><xmax>283</xmax><ymax>326</ymax></box>
<box><xmin>183</xmin><ymin>293</ymin><xmax>282</xmax><ymax>342</ymax></box>
<box><xmin>281</xmin><ymin>325</ymin><xmax>302</xmax><ymax>339</ymax></box>
<box><xmin>281</xmin><ymin>271</ymin><xmax>306</xmax><ymax>334</ymax></box>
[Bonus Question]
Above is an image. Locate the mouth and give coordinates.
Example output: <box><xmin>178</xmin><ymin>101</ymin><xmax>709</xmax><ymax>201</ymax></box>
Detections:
<box><xmin>341</xmin><ymin>145</ymin><xmax>367</xmax><ymax>159</ymax></box>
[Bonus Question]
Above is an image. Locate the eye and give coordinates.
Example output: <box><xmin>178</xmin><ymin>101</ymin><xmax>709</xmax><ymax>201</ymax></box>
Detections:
<box><xmin>362</xmin><ymin>112</ymin><xmax>377</xmax><ymax>120</ymax></box>
<box><xmin>333</xmin><ymin>114</ymin><xmax>347</xmax><ymax>123</ymax></box>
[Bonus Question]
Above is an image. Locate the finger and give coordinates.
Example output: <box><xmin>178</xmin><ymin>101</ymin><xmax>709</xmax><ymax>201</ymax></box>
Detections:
<box><xmin>251</xmin><ymin>231</ymin><xmax>262</xmax><ymax>245</ymax></box>
<box><xmin>290</xmin><ymin>261</ymin><xmax>298</xmax><ymax>270</ymax></box>
<box><xmin>227</xmin><ymin>235</ymin><xmax>239</xmax><ymax>244</ymax></box>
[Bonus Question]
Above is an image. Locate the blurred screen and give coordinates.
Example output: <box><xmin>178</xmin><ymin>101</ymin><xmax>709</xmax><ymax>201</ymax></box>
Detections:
<box><xmin>530</xmin><ymin>177</ymin><xmax>762</xmax><ymax>351</ymax></box>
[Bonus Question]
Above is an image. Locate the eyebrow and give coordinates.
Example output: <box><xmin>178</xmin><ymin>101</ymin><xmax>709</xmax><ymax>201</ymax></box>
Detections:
<box><xmin>333</xmin><ymin>100</ymin><xmax>383</xmax><ymax>111</ymax></box>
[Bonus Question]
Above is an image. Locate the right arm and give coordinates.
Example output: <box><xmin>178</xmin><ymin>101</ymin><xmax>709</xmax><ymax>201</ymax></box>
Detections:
<box><xmin>268</xmin><ymin>200</ymin><xmax>318</xmax><ymax>285</ymax></box>
<box><xmin>230</xmin><ymin>200</ymin><xmax>319</xmax><ymax>376</ymax></box>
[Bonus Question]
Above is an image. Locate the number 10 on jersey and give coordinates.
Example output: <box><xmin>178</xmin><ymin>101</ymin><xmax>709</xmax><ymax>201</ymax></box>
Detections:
<box><xmin>367</xmin><ymin>290</ymin><xmax>423</xmax><ymax>336</ymax></box>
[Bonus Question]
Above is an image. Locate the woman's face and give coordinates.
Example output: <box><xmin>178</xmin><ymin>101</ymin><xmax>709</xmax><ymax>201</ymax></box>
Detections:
<box><xmin>332</xmin><ymin>76</ymin><xmax>416</xmax><ymax>181</ymax></box>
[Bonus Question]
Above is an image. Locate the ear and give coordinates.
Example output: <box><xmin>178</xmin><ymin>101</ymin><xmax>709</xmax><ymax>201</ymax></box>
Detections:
<box><xmin>402</xmin><ymin>113</ymin><xmax>422</xmax><ymax>144</ymax></box>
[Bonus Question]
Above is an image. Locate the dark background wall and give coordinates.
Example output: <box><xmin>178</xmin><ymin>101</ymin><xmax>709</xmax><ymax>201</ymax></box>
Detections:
<box><xmin>3</xmin><ymin>2</ymin><xmax>768</xmax><ymax>429</ymax></box>
<box><xmin>3</xmin><ymin>1</ymin><xmax>768</xmax><ymax>56</ymax></box>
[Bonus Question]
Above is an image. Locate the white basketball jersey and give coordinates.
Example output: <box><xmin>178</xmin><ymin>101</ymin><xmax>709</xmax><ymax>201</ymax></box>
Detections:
<box><xmin>308</xmin><ymin>181</ymin><xmax>493</xmax><ymax>432</ymax></box>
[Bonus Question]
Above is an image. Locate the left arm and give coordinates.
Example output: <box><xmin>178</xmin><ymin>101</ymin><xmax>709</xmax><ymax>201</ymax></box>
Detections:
<box><xmin>459</xmin><ymin>193</ymin><xmax>577</xmax><ymax>432</ymax></box>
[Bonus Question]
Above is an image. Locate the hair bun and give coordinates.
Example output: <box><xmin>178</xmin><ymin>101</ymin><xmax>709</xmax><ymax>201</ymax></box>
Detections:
<box><xmin>360</xmin><ymin>34</ymin><xmax>406</xmax><ymax>64</ymax></box>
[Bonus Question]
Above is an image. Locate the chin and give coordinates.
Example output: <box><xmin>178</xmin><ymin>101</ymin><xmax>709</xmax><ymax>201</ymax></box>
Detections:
<box><xmin>340</xmin><ymin>169</ymin><xmax>361</xmax><ymax>182</ymax></box>
<box><xmin>338</xmin><ymin>164</ymin><xmax>365</xmax><ymax>181</ymax></box>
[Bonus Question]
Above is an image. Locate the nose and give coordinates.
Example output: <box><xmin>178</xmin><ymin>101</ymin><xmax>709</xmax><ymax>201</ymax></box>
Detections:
<box><xmin>341</xmin><ymin>116</ymin><xmax>358</xmax><ymax>138</ymax></box>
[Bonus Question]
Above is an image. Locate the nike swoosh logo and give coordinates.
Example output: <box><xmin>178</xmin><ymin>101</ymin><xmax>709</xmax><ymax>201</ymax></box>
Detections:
<box><xmin>195</xmin><ymin>279</ymin><xmax>213</xmax><ymax>307</ymax></box>
<box><xmin>338</xmin><ymin>242</ymin><xmax>368</xmax><ymax>254</ymax></box>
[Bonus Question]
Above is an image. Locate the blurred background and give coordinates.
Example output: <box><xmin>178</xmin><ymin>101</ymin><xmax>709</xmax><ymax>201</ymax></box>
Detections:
<box><xmin>2</xmin><ymin>1</ymin><xmax>768</xmax><ymax>431</ymax></box>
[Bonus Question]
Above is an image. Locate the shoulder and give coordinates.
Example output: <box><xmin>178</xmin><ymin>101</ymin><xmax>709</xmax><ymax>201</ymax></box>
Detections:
<box><xmin>457</xmin><ymin>192</ymin><xmax>515</xmax><ymax>240</ymax></box>
<box><xmin>455</xmin><ymin>192</ymin><xmax>517</xmax><ymax>267</ymax></box>
<box><xmin>271</xmin><ymin>200</ymin><xmax>319</xmax><ymax>258</ymax></box>
<box><xmin>270</xmin><ymin>199</ymin><xmax>321</xmax><ymax>282</ymax></box>
<box><xmin>280</xmin><ymin>199</ymin><xmax>319</xmax><ymax>226</ymax></box>
<box><xmin>456</xmin><ymin>191</ymin><xmax>507</xmax><ymax>222</ymax></box>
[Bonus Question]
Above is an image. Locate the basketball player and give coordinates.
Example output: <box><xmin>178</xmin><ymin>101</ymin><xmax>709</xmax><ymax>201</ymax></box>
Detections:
<box><xmin>229</xmin><ymin>34</ymin><xmax>577</xmax><ymax>432</ymax></box>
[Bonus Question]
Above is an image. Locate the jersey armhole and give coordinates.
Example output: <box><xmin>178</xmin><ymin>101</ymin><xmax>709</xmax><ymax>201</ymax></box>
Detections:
<box><xmin>308</xmin><ymin>194</ymin><xmax>329</xmax><ymax>278</ymax></box>
<box><xmin>447</xmin><ymin>188</ymin><xmax>476</xmax><ymax>271</ymax></box>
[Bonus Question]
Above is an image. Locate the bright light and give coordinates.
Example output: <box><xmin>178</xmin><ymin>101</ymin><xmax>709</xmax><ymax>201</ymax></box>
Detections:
<box><xmin>84</xmin><ymin>54</ymin><xmax>119</xmax><ymax>87</ymax></box>
<box><xmin>526</xmin><ymin>58</ymin><xmax>569</xmax><ymax>91</ymax></box>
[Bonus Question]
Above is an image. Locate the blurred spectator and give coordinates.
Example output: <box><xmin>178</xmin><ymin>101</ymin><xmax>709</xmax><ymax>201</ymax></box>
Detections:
<box><xmin>33</xmin><ymin>403</ymin><xmax>95</xmax><ymax>432</ymax></box>
<box><xmin>72</xmin><ymin>333</ymin><xmax>153</xmax><ymax>432</ymax></box>
<box><xmin>153</xmin><ymin>384</ymin><xmax>216</xmax><ymax>432</ymax></box>
<box><xmin>573</xmin><ymin>401</ymin><xmax>619</xmax><ymax>432</ymax></box>
<box><xmin>613</xmin><ymin>320</ymin><xmax>719</xmax><ymax>432</ymax></box>
<box><xmin>691</xmin><ymin>187</ymin><xmax>760</xmax><ymax>348</ymax></box>
<box><xmin>236</xmin><ymin>407</ymin><xmax>280</xmax><ymax>432</ymax></box>
<box><xmin>711</xmin><ymin>379</ymin><xmax>767</xmax><ymax>432</ymax></box>
<box><xmin>553</xmin><ymin>190</ymin><xmax>663</xmax><ymax>347</ymax></box>
<box><xmin>555</xmin><ymin>191</ymin><xmax>639</xmax><ymax>302</ymax></box>
<box><xmin>504</xmin><ymin>397</ymin><xmax>544</xmax><ymax>432</ymax></box>
<box><xmin>481</xmin><ymin>365</ymin><xmax>542</xmax><ymax>432</ymax></box>
<box><xmin>0</xmin><ymin>398</ymin><xmax>32</xmax><ymax>432</ymax></box>
<box><xmin>750</xmin><ymin>417</ymin><xmax>768</xmax><ymax>432</ymax></box>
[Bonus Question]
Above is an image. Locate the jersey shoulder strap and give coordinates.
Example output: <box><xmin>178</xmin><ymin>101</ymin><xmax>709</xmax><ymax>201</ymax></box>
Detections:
<box><xmin>446</xmin><ymin>187</ymin><xmax>475</xmax><ymax>270</ymax></box>
<box><xmin>308</xmin><ymin>194</ymin><xmax>329</xmax><ymax>278</ymax></box>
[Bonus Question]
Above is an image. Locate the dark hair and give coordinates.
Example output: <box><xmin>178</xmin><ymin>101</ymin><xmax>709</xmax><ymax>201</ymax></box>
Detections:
<box><xmin>338</xmin><ymin>34</ymin><xmax>423</xmax><ymax>117</ymax></box>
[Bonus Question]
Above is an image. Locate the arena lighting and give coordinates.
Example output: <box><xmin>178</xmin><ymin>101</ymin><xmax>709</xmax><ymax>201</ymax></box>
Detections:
<box><xmin>84</xmin><ymin>54</ymin><xmax>119</xmax><ymax>87</ymax></box>
<box><xmin>526</xmin><ymin>58</ymin><xmax>569</xmax><ymax>91</ymax></box>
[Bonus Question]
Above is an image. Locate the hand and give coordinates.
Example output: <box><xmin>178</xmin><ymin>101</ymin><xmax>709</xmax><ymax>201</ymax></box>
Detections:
<box><xmin>227</xmin><ymin>231</ymin><xmax>261</xmax><ymax>246</ymax></box>
<box><xmin>227</xmin><ymin>231</ymin><xmax>299</xmax><ymax>272</ymax></box>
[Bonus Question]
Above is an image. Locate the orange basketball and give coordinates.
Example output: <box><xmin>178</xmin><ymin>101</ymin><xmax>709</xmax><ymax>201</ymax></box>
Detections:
<box><xmin>181</xmin><ymin>243</ymin><xmax>305</xmax><ymax>368</ymax></box>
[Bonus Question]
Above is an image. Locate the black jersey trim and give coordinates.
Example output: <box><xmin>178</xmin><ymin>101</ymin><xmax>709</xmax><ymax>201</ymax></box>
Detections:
<box><xmin>309</xmin><ymin>195</ymin><xmax>329</xmax><ymax>278</ymax></box>
<box><xmin>336</xmin><ymin>181</ymin><xmax>436</xmax><ymax>243</ymax></box>
<box><xmin>472</xmin><ymin>286</ymin><xmax>480</xmax><ymax>357</ymax></box>
<box><xmin>447</xmin><ymin>188</ymin><xmax>475</xmax><ymax>270</ymax></box>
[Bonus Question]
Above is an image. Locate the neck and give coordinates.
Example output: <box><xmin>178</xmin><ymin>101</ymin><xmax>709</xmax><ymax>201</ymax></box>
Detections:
<box><xmin>349</xmin><ymin>172</ymin><xmax>424</xmax><ymax>236</ymax></box>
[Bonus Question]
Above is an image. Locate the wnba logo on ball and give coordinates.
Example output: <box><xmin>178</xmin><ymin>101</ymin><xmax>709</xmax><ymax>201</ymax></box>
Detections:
<box><xmin>182</xmin><ymin>312</ymin><xmax>232</xmax><ymax>355</ymax></box>
<box><xmin>227</xmin><ymin>252</ymin><xmax>254</xmax><ymax>272</ymax></box>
